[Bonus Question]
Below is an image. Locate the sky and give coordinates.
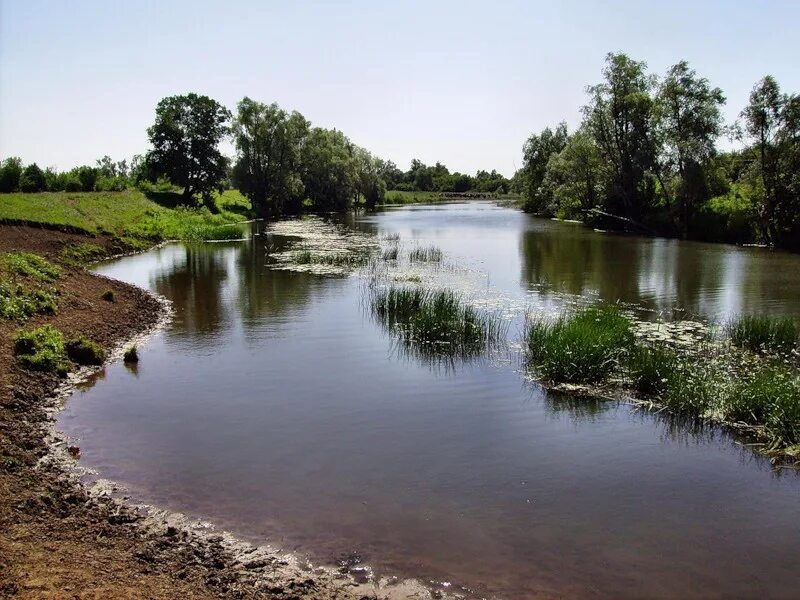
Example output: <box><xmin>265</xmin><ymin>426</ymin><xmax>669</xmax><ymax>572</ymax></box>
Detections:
<box><xmin>1</xmin><ymin>0</ymin><xmax>799</xmax><ymax>177</ymax></box>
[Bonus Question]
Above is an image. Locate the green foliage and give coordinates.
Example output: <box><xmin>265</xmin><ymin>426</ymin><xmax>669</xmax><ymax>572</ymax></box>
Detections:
<box><xmin>0</xmin><ymin>283</ymin><xmax>58</xmax><ymax>319</ymax></box>
<box><xmin>146</xmin><ymin>93</ymin><xmax>231</xmax><ymax>204</ymax></box>
<box><xmin>627</xmin><ymin>343</ymin><xmax>678</xmax><ymax>395</ymax></box>
<box><xmin>522</xmin><ymin>123</ymin><xmax>569</xmax><ymax>213</ymax></box>
<box><xmin>727</xmin><ymin>315</ymin><xmax>799</xmax><ymax>354</ymax></box>
<box><xmin>292</xmin><ymin>250</ymin><xmax>371</xmax><ymax>267</ymax></box>
<box><xmin>661</xmin><ymin>359</ymin><xmax>716</xmax><ymax>417</ymax></box>
<box><xmin>19</xmin><ymin>163</ymin><xmax>46</xmax><ymax>193</ymax></box>
<box><xmin>526</xmin><ymin>305</ymin><xmax>634</xmax><ymax>383</ymax></box>
<box><xmin>123</xmin><ymin>345</ymin><xmax>139</xmax><ymax>363</ymax></box>
<box><xmin>13</xmin><ymin>325</ymin><xmax>68</xmax><ymax>374</ymax></box>
<box><xmin>0</xmin><ymin>157</ymin><xmax>23</xmax><ymax>192</ymax></box>
<box><xmin>66</xmin><ymin>335</ymin><xmax>106</xmax><ymax>366</ymax></box>
<box><xmin>762</xmin><ymin>371</ymin><xmax>800</xmax><ymax>449</ymax></box>
<box><xmin>2</xmin><ymin>252</ymin><xmax>61</xmax><ymax>281</ymax></box>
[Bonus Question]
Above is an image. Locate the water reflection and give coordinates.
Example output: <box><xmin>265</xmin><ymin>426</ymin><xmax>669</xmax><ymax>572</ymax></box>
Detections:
<box><xmin>519</xmin><ymin>222</ymin><xmax>800</xmax><ymax>320</ymax></box>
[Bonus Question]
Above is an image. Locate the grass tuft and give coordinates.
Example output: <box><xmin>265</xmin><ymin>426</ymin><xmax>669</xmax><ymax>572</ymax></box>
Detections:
<box><xmin>526</xmin><ymin>306</ymin><xmax>634</xmax><ymax>384</ymax></box>
<box><xmin>381</xmin><ymin>246</ymin><xmax>399</xmax><ymax>261</ymax></box>
<box><xmin>293</xmin><ymin>250</ymin><xmax>371</xmax><ymax>267</ymax></box>
<box><xmin>123</xmin><ymin>345</ymin><xmax>139</xmax><ymax>363</ymax></box>
<box><xmin>627</xmin><ymin>343</ymin><xmax>678</xmax><ymax>396</ymax></box>
<box><xmin>370</xmin><ymin>285</ymin><xmax>504</xmax><ymax>360</ymax></box>
<box><xmin>408</xmin><ymin>245</ymin><xmax>443</xmax><ymax>263</ymax></box>
<box><xmin>727</xmin><ymin>315</ymin><xmax>799</xmax><ymax>354</ymax></box>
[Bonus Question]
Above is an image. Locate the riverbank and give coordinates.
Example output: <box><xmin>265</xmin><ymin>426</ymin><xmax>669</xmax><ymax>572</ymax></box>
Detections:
<box><xmin>0</xmin><ymin>225</ymin><xmax>435</xmax><ymax>599</ymax></box>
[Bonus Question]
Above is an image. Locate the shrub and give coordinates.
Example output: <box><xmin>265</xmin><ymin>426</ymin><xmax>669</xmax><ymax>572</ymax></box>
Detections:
<box><xmin>727</xmin><ymin>315</ymin><xmax>799</xmax><ymax>354</ymax></box>
<box><xmin>526</xmin><ymin>306</ymin><xmax>634</xmax><ymax>383</ymax></box>
<box><xmin>65</xmin><ymin>335</ymin><xmax>106</xmax><ymax>366</ymax></box>
<box><xmin>13</xmin><ymin>325</ymin><xmax>68</xmax><ymax>374</ymax></box>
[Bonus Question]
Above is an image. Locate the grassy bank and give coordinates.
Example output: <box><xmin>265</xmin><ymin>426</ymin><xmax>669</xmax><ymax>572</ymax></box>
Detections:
<box><xmin>0</xmin><ymin>189</ymin><xmax>252</xmax><ymax>243</ymax></box>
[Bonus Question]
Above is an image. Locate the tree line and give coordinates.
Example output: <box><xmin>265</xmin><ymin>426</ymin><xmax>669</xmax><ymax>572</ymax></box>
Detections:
<box><xmin>520</xmin><ymin>52</ymin><xmax>800</xmax><ymax>250</ymax></box>
<box><xmin>0</xmin><ymin>94</ymin><xmax>513</xmax><ymax>218</ymax></box>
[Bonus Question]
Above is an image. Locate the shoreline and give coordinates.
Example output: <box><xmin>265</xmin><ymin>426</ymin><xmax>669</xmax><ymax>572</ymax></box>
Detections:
<box><xmin>0</xmin><ymin>225</ymin><xmax>445</xmax><ymax>599</ymax></box>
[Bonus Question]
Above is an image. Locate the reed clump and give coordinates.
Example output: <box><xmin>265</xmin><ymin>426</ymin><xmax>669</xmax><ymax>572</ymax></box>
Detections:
<box><xmin>408</xmin><ymin>245</ymin><xmax>443</xmax><ymax>263</ymax></box>
<box><xmin>293</xmin><ymin>250</ymin><xmax>371</xmax><ymax>267</ymax></box>
<box><xmin>370</xmin><ymin>285</ymin><xmax>504</xmax><ymax>358</ymax></box>
<box><xmin>526</xmin><ymin>305</ymin><xmax>634</xmax><ymax>384</ymax></box>
<box><xmin>727</xmin><ymin>314</ymin><xmax>799</xmax><ymax>355</ymax></box>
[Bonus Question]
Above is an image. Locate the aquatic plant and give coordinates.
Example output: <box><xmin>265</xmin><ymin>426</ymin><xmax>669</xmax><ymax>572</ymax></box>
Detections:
<box><xmin>660</xmin><ymin>359</ymin><xmax>717</xmax><ymax>417</ymax></box>
<box><xmin>408</xmin><ymin>245</ymin><xmax>443</xmax><ymax>263</ymax></box>
<box><xmin>370</xmin><ymin>285</ymin><xmax>504</xmax><ymax>360</ymax></box>
<box><xmin>66</xmin><ymin>335</ymin><xmax>106</xmax><ymax>366</ymax></box>
<box><xmin>526</xmin><ymin>305</ymin><xmax>634</xmax><ymax>384</ymax></box>
<box><xmin>627</xmin><ymin>342</ymin><xmax>678</xmax><ymax>395</ymax></box>
<box><xmin>727</xmin><ymin>314</ymin><xmax>799</xmax><ymax>355</ymax></box>
<box><xmin>13</xmin><ymin>325</ymin><xmax>68</xmax><ymax>374</ymax></box>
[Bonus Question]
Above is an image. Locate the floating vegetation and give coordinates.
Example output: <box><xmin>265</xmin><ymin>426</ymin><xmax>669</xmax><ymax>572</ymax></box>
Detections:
<box><xmin>727</xmin><ymin>314</ymin><xmax>799</xmax><ymax>355</ymax></box>
<box><xmin>526</xmin><ymin>305</ymin><xmax>634</xmax><ymax>384</ymax></box>
<box><xmin>408</xmin><ymin>245</ymin><xmax>443</xmax><ymax>263</ymax></box>
<box><xmin>292</xmin><ymin>250</ymin><xmax>372</xmax><ymax>268</ymax></box>
<box><xmin>369</xmin><ymin>285</ymin><xmax>505</xmax><ymax>362</ymax></box>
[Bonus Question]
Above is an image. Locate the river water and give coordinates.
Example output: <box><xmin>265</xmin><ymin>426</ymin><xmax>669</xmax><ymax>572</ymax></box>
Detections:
<box><xmin>58</xmin><ymin>202</ymin><xmax>800</xmax><ymax>599</ymax></box>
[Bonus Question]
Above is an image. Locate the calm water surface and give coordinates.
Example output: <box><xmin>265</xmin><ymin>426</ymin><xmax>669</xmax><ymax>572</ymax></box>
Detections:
<box><xmin>59</xmin><ymin>203</ymin><xmax>800</xmax><ymax>599</ymax></box>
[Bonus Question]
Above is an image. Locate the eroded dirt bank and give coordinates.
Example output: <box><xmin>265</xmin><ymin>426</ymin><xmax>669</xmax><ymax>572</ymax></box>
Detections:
<box><xmin>0</xmin><ymin>226</ymin><xmax>431</xmax><ymax>600</ymax></box>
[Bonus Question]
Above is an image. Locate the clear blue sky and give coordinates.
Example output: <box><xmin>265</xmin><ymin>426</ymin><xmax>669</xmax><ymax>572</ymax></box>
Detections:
<box><xmin>2</xmin><ymin>0</ymin><xmax>799</xmax><ymax>176</ymax></box>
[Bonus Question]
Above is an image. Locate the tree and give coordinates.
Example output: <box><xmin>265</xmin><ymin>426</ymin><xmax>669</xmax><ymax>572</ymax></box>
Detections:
<box><xmin>232</xmin><ymin>98</ymin><xmax>309</xmax><ymax>217</ymax></box>
<box><xmin>0</xmin><ymin>157</ymin><xmax>23</xmax><ymax>192</ymax></box>
<box><xmin>300</xmin><ymin>127</ymin><xmax>357</xmax><ymax>212</ymax></box>
<box><xmin>583</xmin><ymin>53</ymin><xmax>657</xmax><ymax>220</ymax></box>
<box><xmin>521</xmin><ymin>123</ymin><xmax>568</xmax><ymax>212</ymax></box>
<box><xmin>355</xmin><ymin>148</ymin><xmax>386</xmax><ymax>210</ymax></box>
<box><xmin>655</xmin><ymin>61</ymin><xmax>725</xmax><ymax>237</ymax></box>
<box><xmin>19</xmin><ymin>163</ymin><xmax>46</xmax><ymax>192</ymax></box>
<box><xmin>542</xmin><ymin>130</ymin><xmax>603</xmax><ymax>218</ymax></box>
<box><xmin>146</xmin><ymin>93</ymin><xmax>231</xmax><ymax>208</ymax></box>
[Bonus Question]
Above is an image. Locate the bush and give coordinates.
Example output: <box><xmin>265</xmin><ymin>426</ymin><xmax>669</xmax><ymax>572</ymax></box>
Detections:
<box><xmin>13</xmin><ymin>325</ymin><xmax>68</xmax><ymax>374</ymax></box>
<box><xmin>65</xmin><ymin>335</ymin><xmax>106</xmax><ymax>366</ymax></box>
<box><xmin>0</xmin><ymin>157</ymin><xmax>23</xmax><ymax>192</ymax></box>
<box><xmin>526</xmin><ymin>305</ymin><xmax>634</xmax><ymax>383</ymax></box>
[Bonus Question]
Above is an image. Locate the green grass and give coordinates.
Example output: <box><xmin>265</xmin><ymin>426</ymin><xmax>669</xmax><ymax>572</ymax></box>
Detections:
<box><xmin>60</xmin><ymin>242</ymin><xmax>107</xmax><ymax>265</ymax></box>
<box><xmin>0</xmin><ymin>189</ymin><xmax>252</xmax><ymax>243</ymax></box>
<box><xmin>65</xmin><ymin>335</ymin><xmax>106</xmax><ymax>366</ymax></box>
<box><xmin>370</xmin><ymin>285</ymin><xmax>504</xmax><ymax>359</ymax></box>
<box><xmin>660</xmin><ymin>359</ymin><xmax>717</xmax><ymax>417</ymax></box>
<box><xmin>408</xmin><ymin>245</ymin><xmax>443</xmax><ymax>262</ymax></box>
<box><xmin>727</xmin><ymin>315</ymin><xmax>799</xmax><ymax>355</ymax></box>
<box><xmin>0</xmin><ymin>252</ymin><xmax>61</xmax><ymax>320</ymax></box>
<box><xmin>13</xmin><ymin>325</ymin><xmax>68</xmax><ymax>374</ymax></box>
<box><xmin>627</xmin><ymin>343</ymin><xmax>678</xmax><ymax>396</ymax></box>
<box><xmin>526</xmin><ymin>305</ymin><xmax>634</xmax><ymax>384</ymax></box>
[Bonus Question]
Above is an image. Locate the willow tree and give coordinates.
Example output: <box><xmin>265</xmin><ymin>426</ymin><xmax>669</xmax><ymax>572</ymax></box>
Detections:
<box><xmin>231</xmin><ymin>98</ymin><xmax>309</xmax><ymax>217</ymax></box>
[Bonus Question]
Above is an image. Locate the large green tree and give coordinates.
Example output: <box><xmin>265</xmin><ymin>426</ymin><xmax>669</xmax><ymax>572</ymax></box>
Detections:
<box><xmin>583</xmin><ymin>53</ymin><xmax>657</xmax><ymax>220</ymax></box>
<box><xmin>146</xmin><ymin>93</ymin><xmax>231</xmax><ymax>207</ymax></box>
<box><xmin>300</xmin><ymin>127</ymin><xmax>357</xmax><ymax>212</ymax></box>
<box><xmin>231</xmin><ymin>98</ymin><xmax>309</xmax><ymax>217</ymax></box>
<box><xmin>655</xmin><ymin>61</ymin><xmax>725</xmax><ymax>237</ymax></box>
